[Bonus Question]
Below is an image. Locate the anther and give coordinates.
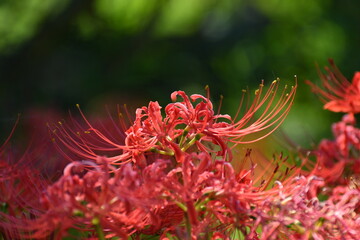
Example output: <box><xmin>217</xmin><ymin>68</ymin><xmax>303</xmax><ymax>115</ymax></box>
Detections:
<box><xmin>273</xmin><ymin>163</ymin><xmax>279</xmax><ymax>173</ymax></box>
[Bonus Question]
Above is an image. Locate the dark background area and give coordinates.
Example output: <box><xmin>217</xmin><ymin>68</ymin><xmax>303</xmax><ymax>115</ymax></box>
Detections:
<box><xmin>0</xmin><ymin>0</ymin><xmax>359</xmax><ymax>147</ymax></box>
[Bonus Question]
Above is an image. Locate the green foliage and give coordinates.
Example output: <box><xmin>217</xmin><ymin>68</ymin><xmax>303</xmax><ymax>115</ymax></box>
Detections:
<box><xmin>0</xmin><ymin>0</ymin><xmax>67</xmax><ymax>53</ymax></box>
<box><xmin>0</xmin><ymin>0</ymin><xmax>359</xmax><ymax>145</ymax></box>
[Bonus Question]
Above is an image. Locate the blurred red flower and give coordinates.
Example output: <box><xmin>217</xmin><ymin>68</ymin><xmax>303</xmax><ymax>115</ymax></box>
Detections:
<box><xmin>306</xmin><ymin>59</ymin><xmax>360</xmax><ymax>114</ymax></box>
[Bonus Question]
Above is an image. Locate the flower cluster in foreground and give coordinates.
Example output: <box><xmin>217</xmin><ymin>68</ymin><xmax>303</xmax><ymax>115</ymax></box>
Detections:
<box><xmin>0</xmin><ymin>60</ymin><xmax>359</xmax><ymax>239</ymax></box>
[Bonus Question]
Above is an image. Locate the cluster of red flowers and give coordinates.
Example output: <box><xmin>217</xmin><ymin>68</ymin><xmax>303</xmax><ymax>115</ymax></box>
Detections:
<box><xmin>0</xmin><ymin>61</ymin><xmax>359</xmax><ymax>239</ymax></box>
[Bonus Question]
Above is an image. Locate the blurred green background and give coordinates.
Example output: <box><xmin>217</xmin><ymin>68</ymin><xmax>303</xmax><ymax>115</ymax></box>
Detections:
<box><xmin>0</xmin><ymin>0</ymin><xmax>359</xmax><ymax>147</ymax></box>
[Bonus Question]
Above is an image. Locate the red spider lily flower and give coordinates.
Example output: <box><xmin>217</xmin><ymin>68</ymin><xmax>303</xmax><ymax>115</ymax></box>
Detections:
<box><xmin>156</xmin><ymin>148</ymin><xmax>296</xmax><ymax>238</ymax></box>
<box><xmin>0</xmin><ymin>122</ymin><xmax>56</xmax><ymax>239</ymax></box>
<box><xmin>3</xmin><ymin>157</ymin><xmax>172</xmax><ymax>239</ymax></box>
<box><xmin>246</xmin><ymin>176</ymin><xmax>360</xmax><ymax>240</ymax></box>
<box><xmin>2</xmin><ymin>144</ymin><xmax>293</xmax><ymax>239</ymax></box>
<box><xmin>5</xmin><ymin>61</ymin><xmax>360</xmax><ymax>239</ymax></box>
<box><xmin>0</xmin><ymin>162</ymin><xmax>47</xmax><ymax>214</ymax></box>
<box><xmin>49</xmin><ymin>108</ymin><xmax>130</xmax><ymax>164</ymax></box>
<box><xmin>306</xmin><ymin>59</ymin><xmax>360</xmax><ymax>113</ymax></box>
<box><xmin>51</xmin><ymin>79</ymin><xmax>296</xmax><ymax>166</ymax></box>
<box><xmin>332</xmin><ymin>115</ymin><xmax>360</xmax><ymax>158</ymax></box>
<box><xmin>0</xmin><ymin>118</ymin><xmax>50</xmax><ymax>207</ymax></box>
<box><xmin>0</xmin><ymin>163</ymin><xmax>50</xmax><ymax>239</ymax></box>
<box><xmin>307</xmin><ymin>113</ymin><xmax>360</xmax><ymax>183</ymax></box>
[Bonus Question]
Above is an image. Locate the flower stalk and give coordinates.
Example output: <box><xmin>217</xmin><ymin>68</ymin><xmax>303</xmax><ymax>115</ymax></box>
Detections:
<box><xmin>92</xmin><ymin>217</ymin><xmax>105</xmax><ymax>240</ymax></box>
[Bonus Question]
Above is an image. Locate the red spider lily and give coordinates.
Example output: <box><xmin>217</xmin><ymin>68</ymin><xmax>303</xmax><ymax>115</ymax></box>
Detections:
<box><xmin>156</xmin><ymin>148</ymin><xmax>298</xmax><ymax>238</ymax></box>
<box><xmin>49</xmin><ymin>107</ymin><xmax>130</xmax><ymax>164</ymax></box>
<box><xmin>306</xmin><ymin>59</ymin><xmax>360</xmax><ymax>114</ymax></box>
<box><xmin>0</xmin><ymin>162</ymin><xmax>50</xmax><ymax>239</ymax></box>
<box><xmin>10</xmin><ymin>63</ymin><xmax>360</xmax><ymax>239</ymax></box>
<box><xmin>248</xmin><ymin>176</ymin><xmax>360</xmax><ymax>240</ymax></box>
<box><xmin>0</xmin><ymin>120</ymin><xmax>55</xmax><ymax>239</ymax></box>
<box><xmin>0</xmin><ymin>116</ymin><xmax>55</xmax><ymax>214</ymax></box>
<box><xmin>51</xmin><ymin>79</ymin><xmax>296</xmax><ymax>166</ymax></box>
<box><xmin>0</xmin><ymin>161</ymin><xmax>47</xmax><ymax>214</ymax></box>
<box><xmin>305</xmin><ymin>60</ymin><xmax>360</xmax><ymax>186</ymax></box>
<box><xmin>305</xmin><ymin>113</ymin><xmax>360</xmax><ymax>184</ymax></box>
<box><xmin>3</xmin><ymin>60</ymin><xmax>360</xmax><ymax>240</ymax></box>
<box><xmin>1</xmin><ymin>142</ymin><xmax>296</xmax><ymax>239</ymax></box>
<box><xmin>2</xmin><ymin>157</ymin><xmax>168</xmax><ymax>239</ymax></box>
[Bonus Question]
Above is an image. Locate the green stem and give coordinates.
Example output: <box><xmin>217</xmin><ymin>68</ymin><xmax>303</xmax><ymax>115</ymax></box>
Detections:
<box><xmin>174</xmin><ymin>201</ymin><xmax>188</xmax><ymax>212</ymax></box>
<box><xmin>92</xmin><ymin>217</ymin><xmax>105</xmax><ymax>240</ymax></box>
<box><xmin>195</xmin><ymin>197</ymin><xmax>211</xmax><ymax>211</ymax></box>
<box><xmin>181</xmin><ymin>133</ymin><xmax>203</xmax><ymax>152</ymax></box>
<box><xmin>184</xmin><ymin>214</ymin><xmax>192</xmax><ymax>240</ymax></box>
<box><xmin>150</xmin><ymin>146</ymin><xmax>174</xmax><ymax>156</ymax></box>
<box><xmin>179</xmin><ymin>127</ymin><xmax>190</xmax><ymax>147</ymax></box>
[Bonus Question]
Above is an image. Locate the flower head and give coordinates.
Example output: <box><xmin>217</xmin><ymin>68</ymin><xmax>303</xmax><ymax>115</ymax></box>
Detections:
<box><xmin>306</xmin><ymin>59</ymin><xmax>360</xmax><ymax>114</ymax></box>
<box><xmin>52</xmin><ymin>80</ymin><xmax>297</xmax><ymax>166</ymax></box>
